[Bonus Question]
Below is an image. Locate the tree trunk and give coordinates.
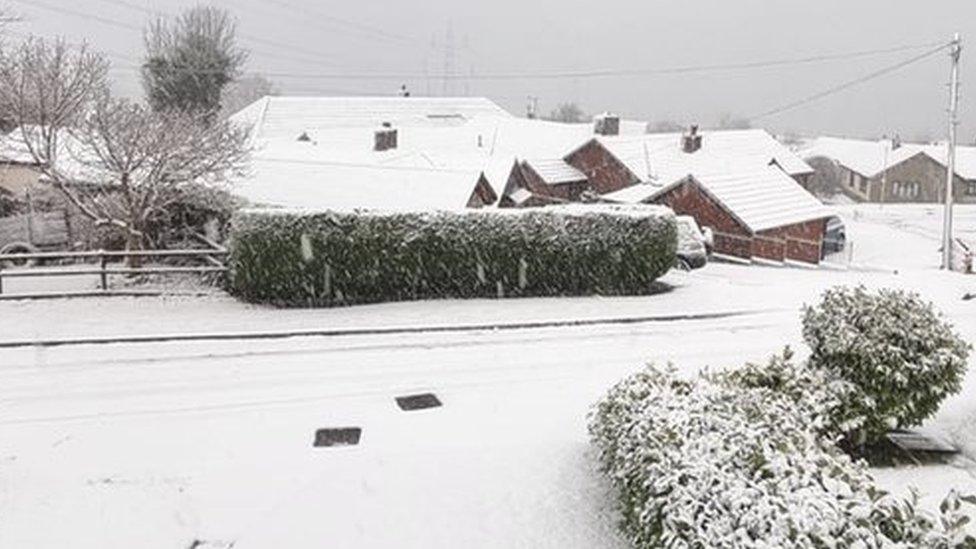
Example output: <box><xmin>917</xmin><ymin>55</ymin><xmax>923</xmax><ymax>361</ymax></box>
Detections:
<box><xmin>125</xmin><ymin>231</ymin><xmax>143</xmax><ymax>269</ymax></box>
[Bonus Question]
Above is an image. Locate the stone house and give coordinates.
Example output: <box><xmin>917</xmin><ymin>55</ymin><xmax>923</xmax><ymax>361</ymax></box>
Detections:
<box><xmin>801</xmin><ymin>137</ymin><xmax>976</xmax><ymax>203</ymax></box>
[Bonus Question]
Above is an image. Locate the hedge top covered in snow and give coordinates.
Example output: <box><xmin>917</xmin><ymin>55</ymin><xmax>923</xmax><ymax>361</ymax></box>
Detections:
<box><xmin>228</xmin><ymin>204</ymin><xmax>678</xmax><ymax>308</ymax></box>
<box><xmin>237</xmin><ymin>202</ymin><xmax>675</xmax><ymax>219</ymax></box>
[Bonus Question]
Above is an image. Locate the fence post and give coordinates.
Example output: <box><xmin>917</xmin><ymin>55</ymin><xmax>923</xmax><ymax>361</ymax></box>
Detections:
<box><xmin>0</xmin><ymin>261</ymin><xmax>4</xmax><ymax>295</ymax></box>
<box><xmin>99</xmin><ymin>251</ymin><xmax>108</xmax><ymax>291</ymax></box>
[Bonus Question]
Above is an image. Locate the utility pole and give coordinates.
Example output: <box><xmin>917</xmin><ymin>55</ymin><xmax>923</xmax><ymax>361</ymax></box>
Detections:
<box><xmin>880</xmin><ymin>134</ymin><xmax>889</xmax><ymax>208</ymax></box>
<box><xmin>942</xmin><ymin>33</ymin><xmax>962</xmax><ymax>270</ymax></box>
<box><xmin>442</xmin><ymin>23</ymin><xmax>456</xmax><ymax>96</ymax></box>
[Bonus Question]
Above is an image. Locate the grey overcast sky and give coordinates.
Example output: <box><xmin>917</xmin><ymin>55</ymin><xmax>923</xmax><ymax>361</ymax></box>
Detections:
<box><xmin>8</xmin><ymin>0</ymin><xmax>976</xmax><ymax>141</ymax></box>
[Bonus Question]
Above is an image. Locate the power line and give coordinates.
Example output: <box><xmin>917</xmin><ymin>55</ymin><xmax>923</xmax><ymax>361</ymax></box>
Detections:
<box><xmin>749</xmin><ymin>42</ymin><xmax>950</xmax><ymax>121</ymax></box>
<box><xmin>91</xmin><ymin>0</ymin><xmax>342</xmax><ymax>63</ymax></box>
<box><xmin>236</xmin><ymin>0</ymin><xmax>421</xmax><ymax>47</ymax></box>
<box><xmin>105</xmin><ymin>40</ymin><xmax>947</xmax><ymax>82</ymax></box>
<box><xmin>10</xmin><ymin>0</ymin><xmax>344</xmax><ymax>67</ymax></box>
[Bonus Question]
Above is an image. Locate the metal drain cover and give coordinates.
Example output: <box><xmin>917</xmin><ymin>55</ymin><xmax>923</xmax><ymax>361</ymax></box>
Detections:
<box><xmin>395</xmin><ymin>393</ymin><xmax>442</xmax><ymax>411</ymax></box>
<box><xmin>313</xmin><ymin>427</ymin><xmax>362</xmax><ymax>447</ymax></box>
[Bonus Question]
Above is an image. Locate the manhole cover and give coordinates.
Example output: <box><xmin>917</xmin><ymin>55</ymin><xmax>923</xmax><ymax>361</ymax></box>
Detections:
<box><xmin>395</xmin><ymin>393</ymin><xmax>442</xmax><ymax>411</ymax></box>
<box><xmin>313</xmin><ymin>427</ymin><xmax>362</xmax><ymax>447</ymax></box>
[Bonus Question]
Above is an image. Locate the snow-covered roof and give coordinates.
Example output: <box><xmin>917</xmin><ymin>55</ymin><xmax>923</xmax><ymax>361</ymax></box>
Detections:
<box><xmin>232</xmin><ymin>96</ymin><xmax>515</xmax><ymax>139</ymax></box>
<box><xmin>800</xmin><ymin>137</ymin><xmax>927</xmax><ymax>178</ymax></box>
<box><xmin>602</xmin><ymin>182</ymin><xmax>661</xmax><ymax>204</ymax></box>
<box><xmin>235</xmin><ymin>153</ymin><xmax>484</xmax><ymax>211</ymax></box>
<box><xmin>802</xmin><ymin>137</ymin><xmax>976</xmax><ymax>182</ymax></box>
<box><xmin>0</xmin><ymin>126</ymin><xmax>102</xmax><ymax>184</ymax></box>
<box><xmin>237</xmin><ymin>114</ymin><xmax>637</xmax><ymax>210</ymax></box>
<box><xmin>523</xmin><ymin>158</ymin><xmax>587</xmax><ymax>184</ymax></box>
<box><xmin>649</xmin><ymin>165</ymin><xmax>833</xmax><ymax>232</ymax></box>
<box><xmin>916</xmin><ymin>144</ymin><xmax>976</xmax><ymax>181</ymax></box>
<box><xmin>0</xmin><ymin>132</ymin><xmax>38</xmax><ymax>164</ymax></box>
<box><xmin>507</xmin><ymin>187</ymin><xmax>533</xmax><ymax>205</ymax></box>
<box><xmin>592</xmin><ymin>129</ymin><xmax>813</xmax><ymax>185</ymax></box>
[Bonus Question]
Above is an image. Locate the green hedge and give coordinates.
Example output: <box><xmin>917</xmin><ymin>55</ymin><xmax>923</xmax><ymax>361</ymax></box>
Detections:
<box><xmin>227</xmin><ymin>205</ymin><xmax>677</xmax><ymax>307</ymax></box>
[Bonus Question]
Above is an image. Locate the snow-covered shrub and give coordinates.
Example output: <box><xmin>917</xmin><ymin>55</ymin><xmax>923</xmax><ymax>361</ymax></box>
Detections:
<box><xmin>228</xmin><ymin>205</ymin><xmax>677</xmax><ymax>307</ymax></box>
<box><xmin>589</xmin><ymin>363</ymin><xmax>976</xmax><ymax>548</ymax></box>
<box><xmin>802</xmin><ymin>286</ymin><xmax>971</xmax><ymax>445</ymax></box>
<box><xmin>720</xmin><ymin>347</ymin><xmax>868</xmax><ymax>442</ymax></box>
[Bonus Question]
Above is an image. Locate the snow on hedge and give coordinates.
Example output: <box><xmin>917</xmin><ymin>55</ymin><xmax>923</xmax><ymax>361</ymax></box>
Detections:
<box><xmin>802</xmin><ymin>286</ymin><xmax>971</xmax><ymax>447</ymax></box>
<box><xmin>227</xmin><ymin>205</ymin><xmax>677</xmax><ymax>307</ymax></box>
<box><xmin>589</xmin><ymin>355</ymin><xmax>976</xmax><ymax>548</ymax></box>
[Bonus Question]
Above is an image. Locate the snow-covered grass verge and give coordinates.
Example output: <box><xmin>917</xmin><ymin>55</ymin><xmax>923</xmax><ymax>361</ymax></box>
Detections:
<box><xmin>228</xmin><ymin>205</ymin><xmax>676</xmax><ymax>307</ymax></box>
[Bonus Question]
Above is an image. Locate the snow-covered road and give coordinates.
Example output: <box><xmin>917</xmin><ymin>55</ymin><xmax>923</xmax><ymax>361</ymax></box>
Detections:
<box><xmin>1</xmin><ymin>309</ymin><xmax>793</xmax><ymax>548</ymax></box>
<box><xmin>5</xmin><ymin>243</ymin><xmax>976</xmax><ymax>547</ymax></box>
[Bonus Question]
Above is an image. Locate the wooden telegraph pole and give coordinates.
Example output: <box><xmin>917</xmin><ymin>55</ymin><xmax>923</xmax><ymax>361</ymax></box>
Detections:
<box><xmin>942</xmin><ymin>33</ymin><xmax>962</xmax><ymax>270</ymax></box>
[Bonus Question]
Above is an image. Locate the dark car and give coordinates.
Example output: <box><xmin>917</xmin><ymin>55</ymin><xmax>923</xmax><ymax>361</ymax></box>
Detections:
<box><xmin>821</xmin><ymin>217</ymin><xmax>846</xmax><ymax>258</ymax></box>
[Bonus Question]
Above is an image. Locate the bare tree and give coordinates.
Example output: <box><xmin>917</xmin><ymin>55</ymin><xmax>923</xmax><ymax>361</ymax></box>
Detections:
<box><xmin>219</xmin><ymin>73</ymin><xmax>278</xmax><ymax>119</ymax></box>
<box><xmin>142</xmin><ymin>6</ymin><xmax>247</xmax><ymax>119</ymax></box>
<box><xmin>0</xmin><ymin>37</ymin><xmax>108</xmax><ymax>187</ymax></box>
<box><xmin>804</xmin><ymin>156</ymin><xmax>845</xmax><ymax>199</ymax></box>
<box><xmin>646</xmin><ymin>120</ymin><xmax>685</xmax><ymax>134</ymax></box>
<box><xmin>546</xmin><ymin>102</ymin><xmax>586</xmax><ymax>123</ymax></box>
<box><xmin>0</xmin><ymin>37</ymin><xmax>250</xmax><ymax>259</ymax></box>
<box><xmin>716</xmin><ymin>112</ymin><xmax>752</xmax><ymax>130</ymax></box>
<box><xmin>72</xmin><ymin>96</ymin><xmax>250</xmax><ymax>255</ymax></box>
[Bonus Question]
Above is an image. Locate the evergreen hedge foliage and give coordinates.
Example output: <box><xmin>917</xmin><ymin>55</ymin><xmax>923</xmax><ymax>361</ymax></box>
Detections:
<box><xmin>802</xmin><ymin>286</ymin><xmax>971</xmax><ymax>446</ymax></box>
<box><xmin>589</xmin><ymin>356</ymin><xmax>976</xmax><ymax>548</ymax></box>
<box><xmin>227</xmin><ymin>205</ymin><xmax>677</xmax><ymax>307</ymax></box>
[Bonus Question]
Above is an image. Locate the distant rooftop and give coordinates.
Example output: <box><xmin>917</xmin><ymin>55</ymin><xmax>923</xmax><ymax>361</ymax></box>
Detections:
<box><xmin>232</xmin><ymin>96</ymin><xmax>515</xmax><ymax>139</ymax></box>
<box><xmin>800</xmin><ymin>136</ymin><xmax>976</xmax><ymax>181</ymax></box>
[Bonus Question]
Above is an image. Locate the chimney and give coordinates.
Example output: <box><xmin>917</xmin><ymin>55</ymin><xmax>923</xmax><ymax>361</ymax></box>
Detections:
<box><xmin>594</xmin><ymin>112</ymin><xmax>620</xmax><ymax>136</ymax></box>
<box><xmin>374</xmin><ymin>122</ymin><xmax>397</xmax><ymax>152</ymax></box>
<box><xmin>682</xmin><ymin>125</ymin><xmax>702</xmax><ymax>153</ymax></box>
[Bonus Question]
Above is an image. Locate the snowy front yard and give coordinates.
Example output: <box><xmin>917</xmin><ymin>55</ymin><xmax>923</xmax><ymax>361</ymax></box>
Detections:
<box><xmin>3</xmin><ymin>206</ymin><xmax>976</xmax><ymax>547</ymax></box>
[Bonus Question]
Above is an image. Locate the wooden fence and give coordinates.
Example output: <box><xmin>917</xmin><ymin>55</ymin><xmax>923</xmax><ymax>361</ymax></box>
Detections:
<box><xmin>0</xmin><ymin>236</ymin><xmax>228</xmax><ymax>295</ymax></box>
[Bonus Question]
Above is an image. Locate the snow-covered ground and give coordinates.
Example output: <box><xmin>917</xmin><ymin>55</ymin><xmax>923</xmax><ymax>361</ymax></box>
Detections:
<box><xmin>3</xmin><ymin>204</ymin><xmax>976</xmax><ymax>548</ymax></box>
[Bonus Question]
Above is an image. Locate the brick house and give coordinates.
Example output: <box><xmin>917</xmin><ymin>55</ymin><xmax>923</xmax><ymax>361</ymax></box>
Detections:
<box><xmin>563</xmin><ymin>126</ymin><xmax>814</xmax><ymax>197</ymax></box>
<box><xmin>496</xmin><ymin>158</ymin><xmax>590</xmax><ymax>207</ymax></box>
<box><xmin>645</xmin><ymin>167</ymin><xmax>833</xmax><ymax>264</ymax></box>
<box><xmin>566</xmin><ymin>126</ymin><xmax>831</xmax><ymax>263</ymax></box>
<box><xmin>801</xmin><ymin>137</ymin><xmax>976</xmax><ymax>203</ymax></box>
<box><xmin>466</xmin><ymin>173</ymin><xmax>500</xmax><ymax>208</ymax></box>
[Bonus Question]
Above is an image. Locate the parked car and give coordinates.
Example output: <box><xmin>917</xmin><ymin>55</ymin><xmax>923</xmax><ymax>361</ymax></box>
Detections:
<box><xmin>0</xmin><ymin>210</ymin><xmax>71</xmax><ymax>267</ymax></box>
<box><xmin>675</xmin><ymin>215</ymin><xmax>710</xmax><ymax>270</ymax></box>
<box><xmin>821</xmin><ymin>216</ymin><xmax>846</xmax><ymax>258</ymax></box>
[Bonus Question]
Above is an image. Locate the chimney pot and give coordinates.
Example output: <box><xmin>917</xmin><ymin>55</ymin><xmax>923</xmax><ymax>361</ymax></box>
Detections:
<box><xmin>594</xmin><ymin>112</ymin><xmax>620</xmax><ymax>136</ymax></box>
<box><xmin>374</xmin><ymin>125</ymin><xmax>398</xmax><ymax>151</ymax></box>
<box><xmin>682</xmin><ymin>125</ymin><xmax>703</xmax><ymax>153</ymax></box>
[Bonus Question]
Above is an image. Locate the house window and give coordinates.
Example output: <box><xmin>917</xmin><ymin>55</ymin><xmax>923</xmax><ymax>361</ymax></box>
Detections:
<box><xmin>848</xmin><ymin>171</ymin><xmax>856</xmax><ymax>188</ymax></box>
<box><xmin>859</xmin><ymin>176</ymin><xmax>868</xmax><ymax>193</ymax></box>
<box><xmin>893</xmin><ymin>181</ymin><xmax>921</xmax><ymax>199</ymax></box>
<box><xmin>967</xmin><ymin>181</ymin><xmax>976</xmax><ymax>196</ymax></box>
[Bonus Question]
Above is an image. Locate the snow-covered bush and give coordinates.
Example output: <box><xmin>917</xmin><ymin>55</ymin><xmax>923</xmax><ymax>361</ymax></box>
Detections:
<box><xmin>802</xmin><ymin>286</ymin><xmax>971</xmax><ymax>445</ymax></box>
<box><xmin>228</xmin><ymin>205</ymin><xmax>677</xmax><ymax>307</ymax></box>
<box><xmin>589</xmin><ymin>363</ymin><xmax>976</xmax><ymax>548</ymax></box>
<box><xmin>719</xmin><ymin>347</ymin><xmax>869</xmax><ymax>442</ymax></box>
